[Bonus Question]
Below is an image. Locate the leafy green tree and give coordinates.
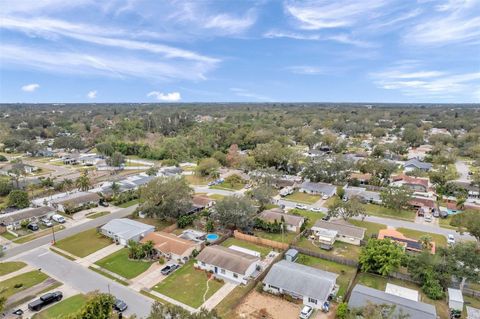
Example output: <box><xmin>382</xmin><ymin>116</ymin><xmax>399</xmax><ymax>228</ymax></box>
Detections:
<box><xmin>327</xmin><ymin>197</ymin><xmax>366</xmax><ymax>221</ymax></box>
<box><xmin>348</xmin><ymin>303</ymin><xmax>409</xmax><ymax>319</ymax></box>
<box><xmin>0</xmin><ymin>154</ymin><xmax>7</xmax><ymax>161</ymax></box>
<box><xmin>110</xmin><ymin>181</ymin><xmax>120</xmax><ymax>197</ymax></box>
<box><xmin>148</xmin><ymin>301</ymin><xmax>221</xmax><ymax>319</ymax></box>
<box><xmin>359</xmin><ymin>239</ymin><xmax>404</xmax><ymax>276</ymax></box>
<box><xmin>336</xmin><ymin>186</ymin><xmax>345</xmax><ymax>200</ymax></box>
<box><xmin>196</xmin><ymin>158</ymin><xmax>221</xmax><ymax>177</ymax></box>
<box><xmin>402</xmin><ymin>124</ymin><xmax>424</xmax><ymax>147</ymax></box>
<box><xmin>95</xmin><ymin>142</ymin><xmax>114</xmax><ymax>157</ymax></box>
<box><xmin>75</xmin><ymin>171</ymin><xmax>92</xmax><ymax>191</ymax></box>
<box><xmin>441</xmin><ymin>241</ymin><xmax>480</xmax><ymax>290</ymax></box>
<box><xmin>252</xmin><ymin>140</ymin><xmax>293</xmax><ymax>170</ymax></box>
<box><xmin>421</xmin><ymin>269</ymin><xmax>445</xmax><ymax>300</ymax></box>
<box><xmin>212</xmin><ymin>195</ymin><xmax>257</xmax><ymax>229</ymax></box>
<box><xmin>7</xmin><ymin>189</ymin><xmax>29</xmax><ymax>208</ymax></box>
<box><xmin>146</xmin><ymin>167</ymin><xmax>158</xmax><ymax>176</ymax></box>
<box><xmin>449</xmin><ymin>210</ymin><xmax>480</xmax><ymax>246</ymax></box>
<box><xmin>140</xmin><ymin>176</ymin><xmax>193</xmax><ymax>219</ymax></box>
<box><xmin>212</xmin><ymin>151</ymin><xmax>227</xmax><ymax>166</ymax></box>
<box><xmin>106</xmin><ymin>151</ymin><xmax>125</xmax><ymax>167</ymax></box>
<box><xmin>0</xmin><ymin>179</ymin><xmax>13</xmax><ymax>196</ymax></box>
<box><xmin>302</xmin><ymin>156</ymin><xmax>353</xmax><ymax>184</ymax></box>
<box><xmin>419</xmin><ymin>234</ymin><xmax>433</xmax><ymax>251</ymax></box>
<box><xmin>68</xmin><ymin>292</ymin><xmax>115</xmax><ymax>319</ymax></box>
<box><xmin>380</xmin><ymin>186</ymin><xmax>412</xmax><ymax>211</ymax></box>
<box><xmin>250</xmin><ymin>184</ymin><xmax>275</xmax><ymax>210</ymax></box>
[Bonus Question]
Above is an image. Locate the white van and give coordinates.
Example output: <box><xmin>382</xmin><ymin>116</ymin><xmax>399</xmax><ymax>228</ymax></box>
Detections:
<box><xmin>51</xmin><ymin>214</ymin><xmax>66</xmax><ymax>224</ymax></box>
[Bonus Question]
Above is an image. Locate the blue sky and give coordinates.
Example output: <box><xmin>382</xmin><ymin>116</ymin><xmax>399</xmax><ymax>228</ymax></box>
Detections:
<box><xmin>1</xmin><ymin>0</ymin><xmax>479</xmax><ymax>103</ymax></box>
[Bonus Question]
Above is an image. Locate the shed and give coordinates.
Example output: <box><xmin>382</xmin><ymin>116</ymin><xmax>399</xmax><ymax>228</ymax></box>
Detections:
<box><xmin>285</xmin><ymin>249</ymin><xmax>298</xmax><ymax>262</ymax></box>
<box><xmin>467</xmin><ymin>306</ymin><xmax>480</xmax><ymax>319</ymax></box>
<box><xmin>448</xmin><ymin>288</ymin><xmax>464</xmax><ymax>311</ymax></box>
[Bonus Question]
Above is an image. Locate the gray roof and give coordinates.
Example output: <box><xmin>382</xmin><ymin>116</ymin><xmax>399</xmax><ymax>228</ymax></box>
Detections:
<box><xmin>467</xmin><ymin>306</ymin><xmax>480</xmax><ymax>319</ymax></box>
<box><xmin>404</xmin><ymin>158</ymin><xmax>432</xmax><ymax>170</ymax></box>
<box><xmin>345</xmin><ymin>186</ymin><xmax>381</xmax><ymax>202</ymax></box>
<box><xmin>312</xmin><ymin>220</ymin><xmax>365</xmax><ymax>240</ymax></box>
<box><xmin>259</xmin><ymin>210</ymin><xmax>304</xmax><ymax>227</ymax></box>
<box><xmin>52</xmin><ymin>192</ymin><xmax>100</xmax><ymax>206</ymax></box>
<box><xmin>348</xmin><ymin>285</ymin><xmax>437</xmax><ymax>319</ymax></box>
<box><xmin>0</xmin><ymin>206</ymin><xmax>55</xmax><ymax>225</ymax></box>
<box><xmin>263</xmin><ymin>260</ymin><xmax>337</xmax><ymax>301</ymax></box>
<box><xmin>300</xmin><ymin>182</ymin><xmax>336</xmax><ymax>196</ymax></box>
<box><xmin>285</xmin><ymin>249</ymin><xmax>298</xmax><ymax>257</ymax></box>
<box><xmin>101</xmin><ymin>218</ymin><xmax>154</xmax><ymax>240</ymax></box>
<box><xmin>196</xmin><ymin>245</ymin><xmax>259</xmax><ymax>275</ymax></box>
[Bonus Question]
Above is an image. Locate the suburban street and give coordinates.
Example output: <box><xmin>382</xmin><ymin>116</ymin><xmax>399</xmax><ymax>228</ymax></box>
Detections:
<box><xmin>0</xmin><ymin>205</ymin><xmax>138</xmax><ymax>261</ymax></box>
<box><xmin>13</xmin><ymin>247</ymin><xmax>153</xmax><ymax>319</ymax></box>
<box><xmin>455</xmin><ymin>160</ymin><xmax>471</xmax><ymax>183</ymax></box>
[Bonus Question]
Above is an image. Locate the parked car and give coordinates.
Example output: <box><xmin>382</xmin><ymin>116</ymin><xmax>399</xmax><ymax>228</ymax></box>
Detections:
<box><xmin>28</xmin><ymin>291</ymin><xmax>63</xmax><ymax>311</ymax></box>
<box><xmin>99</xmin><ymin>200</ymin><xmax>109</xmax><ymax>207</ymax></box>
<box><xmin>299</xmin><ymin>305</ymin><xmax>313</xmax><ymax>319</ymax></box>
<box><xmin>321</xmin><ymin>215</ymin><xmax>330</xmax><ymax>221</ymax></box>
<box><xmin>114</xmin><ymin>299</ymin><xmax>128</xmax><ymax>312</ymax></box>
<box><xmin>12</xmin><ymin>309</ymin><xmax>24</xmax><ymax>316</ymax></box>
<box><xmin>41</xmin><ymin>218</ymin><xmax>53</xmax><ymax>227</ymax></box>
<box><xmin>51</xmin><ymin>214</ymin><xmax>66</xmax><ymax>223</ymax></box>
<box><xmin>161</xmin><ymin>264</ymin><xmax>179</xmax><ymax>275</ymax></box>
<box><xmin>322</xmin><ymin>195</ymin><xmax>329</xmax><ymax>200</ymax></box>
<box><xmin>295</xmin><ymin>204</ymin><xmax>307</xmax><ymax>210</ymax></box>
<box><xmin>447</xmin><ymin>234</ymin><xmax>455</xmax><ymax>245</ymax></box>
<box><xmin>424</xmin><ymin>215</ymin><xmax>432</xmax><ymax>222</ymax></box>
<box><xmin>27</xmin><ymin>223</ymin><xmax>39</xmax><ymax>231</ymax></box>
<box><xmin>310</xmin><ymin>207</ymin><xmax>323</xmax><ymax>213</ymax></box>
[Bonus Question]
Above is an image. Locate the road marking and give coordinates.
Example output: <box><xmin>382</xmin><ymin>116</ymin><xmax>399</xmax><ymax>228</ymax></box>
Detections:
<box><xmin>38</xmin><ymin>252</ymin><xmax>49</xmax><ymax>257</ymax></box>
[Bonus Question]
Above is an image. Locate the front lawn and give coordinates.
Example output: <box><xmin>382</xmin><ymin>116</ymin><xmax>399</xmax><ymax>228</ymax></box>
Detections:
<box><xmin>54</xmin><ymin>228</ymin><xmax>112</xmax><ymax>258</ymax></box>
<box><xmin>396</xmin><ymin>227</ymin><xmax>447</xmax><ymax>248</ymax></box>
<box><xmin>288</xmin><ymin>208</ymin><xmax>325</xmax><ymax>227</ymax></box>
<box><xmin>1</xmin><ymin>232</ymin><xmax>16</xmax><ymax>240</ymax></box>
<box><xmin>211</xmin><ymin>180</ymin><xmax>245</xmax><ymax>191</ymax></box>
<box><xmin>254</xmin><ymin>230</ymin><xmax>297</xmax><ymax>244</ymax></box>
<box><xmin>13</xmin><ymin>225</ymin><xmax>65</xmax><ymax>244</ymax></box>
<box><xmin>118</xmin><ymin>199</ymin><xmax>139</xmax><ymax>208</ymax></box>
<box><xmin>0</xmin><ymin>270</ymin><xmax>49</xmax><ymax>299</ymax></box>
<box><xmin>185</xmin><ymin>175</ymin><xmax>212</xmax><ymax>186</ymax></box>
<box><xmin>284</xmin><ymin>192</ymin><xmax>320</xmax><ymax>204</ymax></box>
<box><xmin>95</xmin><ymin>248</ymin><xmax>153</xmax><ymax>279</ymax></box>
<box><xmin>215</xmin><ymin>281</ymin><xmax>255</xmax><ymax>318</ymax></box>
<box><xmin>129</xmin><ymin>217</ymin><xmax>174</xmax><ymax>230</ymax></box>
<box><xmin>296</xmin><ymin>237</ymin><xmax>362</xmax><ymax>259</ymax></box>
<box><xmin>32</xmin><ymin>294</ymin><xmax>87</xmax><ymax>319</ymax></box>
<box><xmin>153</xmin><ymin>260</ymin><xmax>224</xmax><ymax>308</ymax></box>
<box><xmin>208</xmin><ymin>194</ymin><xmax>225</xmax><ymax>201</ymax></box>
<box><xmin>363</xmin><ymin>204</ymin><xmax>415</xmax><ymax>221</ymax></box>
<box><xmin>296</xmin><ymin>254</ymin><xmax>357</xmax><ymax>298</ymax></box>
<box><xmin>221</xmin><ymin>237</ymin><xmax>273</xmax><ymax>258</ymax></box>
<box><xmin>0</xmin><ymin>261</ymin><xmax>26</xmax><ymax>276</ymax></box>
<box><xmin>86</xmin><ymin>211</ymin><xmax>110</xmax><ymax>219</ymax></box>
<box><xmin>349</xmin><ymin>219</ymin><xmax>386</xmax><ymax>238</ymax></box>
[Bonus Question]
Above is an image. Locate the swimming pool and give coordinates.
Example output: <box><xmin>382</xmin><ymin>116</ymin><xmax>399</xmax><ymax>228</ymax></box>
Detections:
<box><xmin>206</xmin><ymin>233</ymin><xmax>219</xmax><ymax>242</ymax></box>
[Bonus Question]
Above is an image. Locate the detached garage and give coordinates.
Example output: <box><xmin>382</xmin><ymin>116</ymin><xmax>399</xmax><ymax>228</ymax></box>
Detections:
<box><xmin>100</xmin><ymin>218</ymin><xmax>154</xmax><ymax>246</ymax></box>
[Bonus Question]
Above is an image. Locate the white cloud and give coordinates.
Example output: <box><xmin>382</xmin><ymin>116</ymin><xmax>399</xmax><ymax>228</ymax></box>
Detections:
<box><xmin>147</xmin><ymin>91</ymin><xmax>181</xmax><ymax>102</ymax></box>
<box><xmin>87</xmin><ymin>90</ymin><xmax>97</xmax><ymax>99</ymax></box>
<box><xmin>264</xmin><ymin>30</ymin><xmax>375</xmax><ymax>47</ymax></box>
<box><xmin>204</xmin><ymin>12</ymin><xmax>256</xmax><ymax>34</ymax></box>
<box><xmin>21</xmin><ymin>83</ymin><xmax>39</xmax><ymax>92</ymax></box>
<box><xmin>287</xmin><ymin>66</ymin><xmax>326</xmax><ymax>75</ymax></box>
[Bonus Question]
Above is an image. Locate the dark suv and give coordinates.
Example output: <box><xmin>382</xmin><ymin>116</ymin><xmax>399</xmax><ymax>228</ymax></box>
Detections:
<box><xmin>27</xmin><ymin>223</ymin><xmax>39</xmax><ymax>231</ymax></box>
<box><xmin>114</xmin><ymin>299</ymin><xmax>128</xmax><ymax>312</ymax></box>
<box><xmin>28</xmin><ymin>291</ymin><xmax>63</xmax><ymax>311</ymax></box>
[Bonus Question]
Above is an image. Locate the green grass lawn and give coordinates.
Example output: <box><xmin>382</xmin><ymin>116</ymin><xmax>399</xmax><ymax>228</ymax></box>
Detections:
<box><xmin>185</xmin><ymin>175</ymin><xmax>212</xmax><ymax>186</ymax></box>
<box><xmin>211</xmin><ymin>180</ymin><xmax>245</xmax><ymax>191</ymax></box>
<box><xmin>396</xmin><ymin>227</ymin><xmax>447</xmax><ymax>248</ymax></box>
<box><xmin>438</xmin><ymin>216</ymin><xmax>459</xmax><ymax>230</ymax></box>
<box><xmin>153</xmin><ymin>260</ymin><xmax>224</xmax><ymax>308</ymax></box>
<box><xmin>355</xmin><ymin>272</ymin><xmax>450</xmax><ymax>319</ymax></box>
<box><xmin>118</xmin><ymin>199</ymin><xmax>139</xmax><ymax>208</ymax></box>
<box><xmin>129</xmin><ymin>217</ymin><xmax>174</xmax><ymax>230</ymax></box>
<box><xmin>86</xmin><ymin>211</ymin><xmax>110</xmax><ymax>219</ymax></box>
<box><xmin>254</xmin><ymin>230</ymin><xmax>297</xmax><ymax>244</ymax></box>
<box><xmin>349</xmin><ymin>219</ymin><xmax>386</xmax><ymax>238</ymax></box>
<box><xmin>0</xmin><ymin>270</ymin><xmax>49</xmax><ymax>299</ymax></box>
<box><xmin>208</xmin><ymin>194</ymin><xmax>225</xmax><ymax>201</ymax></box>
<box><xmin>296</xmin><ymin>253</ymin><xmax>357</xmax><ymax>298</ymax></box>
<box><xmin>32</xmin><ymin>294</ymin><xmax>87</xmax><ymax>319</ymax></box>
<box><xmin>221</xmin><ymin>237</ymin><xmax>272</xmax><ymax>258</ymax></box>
<box><xmin>54</xmin><ymin>228</ymin><xmax>112</xmax><ymax>258</ymax></box>
<box><xmin>1</xmin><ymin>232</ymin><xmax>17</xmax><ymax>240</ymax></box>
<box><xmin>296</xmin><ymin>237</ymin><xmax>362</xmax><ymax>259</ymax></box>
<box><xmin>284</xmin><ymin>192</ymin><xmax>321</xmax><ymax>204</ymax></box>
<box><xmin>95</xmin><ymin>248</ymin><xmax>153</xmax><ymax>279</ymax></box>
<box><xmin>288</xmin><ymin>208</ymin><xmax>325</xmax><ymax>227</ymax></box>
<box><xmin>0</xmin><ymin>262</ymin><xmax>26</xmax><ymax>276</ymax></box>
<box><xmin>363</xmin><ymin>203</ymin><xmax>416</xmax><ymax>221</ymax></box>
<box><xmin>13</xmin><ymin>225</ymin><xmax>65</xmax><ymax>244</ymax></box>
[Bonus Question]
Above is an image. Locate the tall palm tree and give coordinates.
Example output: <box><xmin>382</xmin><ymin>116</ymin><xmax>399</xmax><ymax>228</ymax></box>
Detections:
<box><xmin>419</xmin><ymin>234</ymin><xmax>433</xmax><ymax>251</ymax></box>
<box><xmin>111</xmin><ymin>181</ymin><xmax>120</xmax><ymax>198</ymax></box>
<box><xmin>75</xmin><ymin>172</ymin><xmax>92</xmax><ymax>191</ymax></box>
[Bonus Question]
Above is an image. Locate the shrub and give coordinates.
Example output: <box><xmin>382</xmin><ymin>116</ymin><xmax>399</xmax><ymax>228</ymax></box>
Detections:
<box><xmin>177</xmin><ymin>214</ymin><xmax>196</xmax><ymax>228</ymax></box>
<box><xmin>14</xmin><ymin>283</ymin><xmax>23</xmax><ymax>289</ymax></box>
<box><xmin>336</xmin><ymin>302</ymin><xmax>348</xmax><ymax>319</ymax></box>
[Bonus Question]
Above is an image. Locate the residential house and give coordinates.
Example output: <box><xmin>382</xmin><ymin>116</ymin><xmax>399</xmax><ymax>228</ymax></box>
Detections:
<box><xmin>348</xmin><ymin>284</ymin><xmax>437</xmax><ymax>319</ymax></box>
<box><xmin>185</xmin><ymin>194</ymin><xmax>215</xmax><ymax>215</ymax></box>
<box><xmin>407</xmin><ymin>145</ymin><xmax>433</xmax><ymax>160</ymax></box>
<box><xmin>140</xmin><ymin>231</ymin><xmax>202</xmax><ymax>263</ymax></box>
<box><xmin>409</xmin><ymin>196</ymin><xmax>436</xmax><ymax>214</ymax></box>
<box><xmin>50</xmin><ymin>192</ymin><xmax>101</xmax><ymax>213</ymax></box>
<box><xmin>263</xmin><ymin>260</ymin><xmax>338</xmax><ymax>309</ymax></box>
<box><xmin>391</xmin><ymin>174</ymin><xmax>429</xmax><ymax>192</ymax></box>
<box><xmin>349</xmin><ymin>172</ymin><xmax>372</xmax><ymax>185</ymax></box>
<box><xmin>403</xmin><ymin>158</ymin><xmax>432</xmax><ymax>172</ymax></box>
<box><xmin>448</xmin><ymin>288</ymin><xmax>464</xmax><ymax>312</ymax></box>
<box><xmin>100</xmin><ymin>218</ymin><xmax>154</xmax><ymax>246</ymax></box>
<box><xmin>311</xmin><ymin>220</ymin><xmax>366</xmax><ymax>246</ymax></box>
<box><xmin>467</xmin><ymin>306</ymin><xmax>480</xmax><ymax>319</ymax></box>
<box><xmin>299</xmin><ymin>181</ymin><xmax>336</xmax><ymax>197</ymax></box>
<box><xmin>258</xmin><ymin>208</ymin><xmax>304</xmax><ymax>232</ymax></box>
<box><xmin>195</xmin><ymin>245</ymin><xmax>261</xmax><ymax>285</ymax></box>
<box><xmin>378</xmin><ymin>229</ymin><xmax>435</xmax><ymax>254</ymax></box>
<box><xmin>0</xmin><ymin>206</ymin><xmax>56</xmax><ymax>230</ymax></box>
<box><xmin>285</xmin><ymin>248</ymin><xmax>298</xmax><ymax>262</ymax></box>
<box><xmin>344</xmin><ymin>186</ymin><xmax>382</xmax><ymax>204</ymax></box>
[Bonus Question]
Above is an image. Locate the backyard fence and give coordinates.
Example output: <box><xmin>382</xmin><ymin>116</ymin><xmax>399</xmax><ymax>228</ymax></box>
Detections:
<box><xmin>289</xmin><ymin>245</ymin><xmax>359</xmax><ymax>267</ymax></box>
<box><xmin>234</xmin><ymin>230</ymin><xmax>289</xmax><ymax>250</ymax></box>
<box><xmin>163</xmin><ymin>223</ymin><xmax>178</xmax><ymax>233</ymax></box>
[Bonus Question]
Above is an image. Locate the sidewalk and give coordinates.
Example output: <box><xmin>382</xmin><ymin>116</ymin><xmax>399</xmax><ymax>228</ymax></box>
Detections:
<box><xmin>76</xmin><ymin>244</ymin><xmax>123</xmax><ymax>267</ymax></box>
<box><xmin>147</xmin><ymin>290</ymin><xmax>197</xmax><ymax>313</ymax></box>
<box><xmin>200</xmin><ymin>281</ymin><xmax>236</xmax><ymax>310</ymax></box>
<box><xmin>130</xmin><ymin>263</ymin><xmax>165</xmax><ymax>291</ymax></box>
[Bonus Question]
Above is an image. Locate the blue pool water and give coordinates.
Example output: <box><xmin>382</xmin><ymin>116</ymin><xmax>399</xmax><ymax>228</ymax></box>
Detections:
<box><xmin>447</xmin><ymin>209</ymin><xmax>462</xmax><ymax>215</ymax></box>
<box><xmin>206</xmin><ymin>233</ymin><xmax>219</xmax><ymax>242</ymax></box>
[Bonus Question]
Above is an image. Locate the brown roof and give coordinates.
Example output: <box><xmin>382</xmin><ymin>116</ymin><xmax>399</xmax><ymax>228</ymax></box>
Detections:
<box><xmin>312</xmin><ymin>220</ymin><xmax>366</xmax><ymax>239</ymax></box>
<box><xmin>55</xmin><ymin>192</ymin><xmax>100</xmax><ymax>206</ymax></box>
<box><xmin>259</xmin><ymin>210</ymin><xmax>304</xmax><ymax>227</ymax></box>
<box><xmin>192</xmin><ymin>195</ymin><xmax>213</xmax><ymax>208</ymax></box>
<box><xmin>196</xmin><ymin>245</ymin><xmax>259</xmax><ymax>275</ymax></box>
<box><xmin>409</xmin><ymin>197</ymin><xmax>435</xmax><ymax>208</ymax></box>
<box><xmin>140</xmin><ymin>232</ymin><xmax>197</xmax><ymax>256</ymax></box>
<box><xmin>392</xmin><ymin>174</ymin><xmax>429</xmax><ymax>189</ymax></box>
<box><xmin>350</xmin><ymin>172</ymin><xmax>372</xmax><ymax>181</ymax></box>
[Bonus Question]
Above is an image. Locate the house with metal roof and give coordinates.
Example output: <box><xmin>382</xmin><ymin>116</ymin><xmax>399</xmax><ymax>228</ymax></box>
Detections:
<box><xmin>263</xmin><ymin>260</ymin><xmax>338</xmax><ymax>309</ymax></box>
<box><xmin>195</xmin><ymin>245</ymin><xmax>261</xmax><ymax>285</ymax></box>
<box><xmin>344</xmin><ymin>186</ymin><xmax>382</xmax><ymax>204</ymax></box>
<box><xmin>311</xmin><ymin>220</ymin><xmax>366</xmax><ymax>246</ymax></box>
<box><xmin>299</xmin><ymin>181</ymin><xmax>336</xmax><ymax>197</ymax></box>
<box><xmin>348</xmin><ymin>284</ymin><xmax>437</xmax><ymax>319</ymax></box>
<box><xmin>404</xmin><ymin>158</ymin><xmax>433</xmax><ymax>172</ymax></box>
<box><xmin>100</xmin><ymin>218</ymin><xmax>154</xmax><ymax>246</ymax></box>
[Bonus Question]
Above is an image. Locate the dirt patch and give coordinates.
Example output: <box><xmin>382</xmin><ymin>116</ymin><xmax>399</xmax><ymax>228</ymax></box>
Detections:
<box><xmin>235</xmin><ymin>291</ymin><xmax>302</xmax><ymax>319</ymax></box>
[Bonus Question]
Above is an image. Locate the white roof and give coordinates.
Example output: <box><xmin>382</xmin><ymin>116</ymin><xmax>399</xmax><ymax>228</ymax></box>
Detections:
<box><xmin>448</xmin><ymin>288</ymin><xmax>464</xmax><ymax>302</ymax></box>
<box><xmin>101</xmin><ymin>218</ymin><xmax>154</xmax><ymax>240</ymax></box>
<box><xmin>385</xmin><ymin>283</ymin><xmax>419</xmax><ymax>301</ymax></box>
<box><xmin>228</xmin><ymin>245</ymin><xmax>261</xmax><ymax>257</ymax></box>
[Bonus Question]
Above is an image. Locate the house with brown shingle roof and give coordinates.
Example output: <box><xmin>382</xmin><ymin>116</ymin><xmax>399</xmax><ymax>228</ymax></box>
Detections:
<box><xmin>51</xmin><ymin>192</ymin><xmax>101</xmax><ymax>212</ymax></box>
<box><xmin>140</xmin><ymin>231</ymin><xmax>202</xmax><ymax>263</ymax></box>
<box><xmin>258</xmin><ymin>208</ymin><xmax>304</xmax><ymax>232</ymax></box>
<box><xmin>195</xmin><ymin>245</ymin><xmax>261</xmax><ymax>285</ymax></box>
<box><xmin>391</xmin><ymin>174</ymin><xmax>429</xmax><ymax>192</ymax></box>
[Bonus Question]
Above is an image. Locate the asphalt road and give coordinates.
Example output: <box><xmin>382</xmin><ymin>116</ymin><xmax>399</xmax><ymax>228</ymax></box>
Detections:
<box><xmin>0</xmin><ymin>205</ymin><xmax>138</xmax><ymax>261</ymax></box>
<box><xmin>14</xmin><ymin>247</ymin><xmax>152</xmax><ymax>319</ymax></box>
<box><xmin>455</xmin><ymin>160</ymin><xmax>471</xmax><ymax>183</ymax></box>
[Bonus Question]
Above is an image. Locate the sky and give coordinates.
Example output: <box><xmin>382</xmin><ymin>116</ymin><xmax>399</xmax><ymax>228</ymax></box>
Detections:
<box><xmin>0</xmin><ymin>0</ymin><xmax>479</xmax><ymax>103</ymax></box>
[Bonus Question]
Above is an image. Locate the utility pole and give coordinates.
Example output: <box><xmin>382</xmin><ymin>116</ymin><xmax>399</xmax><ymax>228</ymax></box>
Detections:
<box><xmin>51</xmin><ymin>225</ymin><xmax>56</xmax><ymax>244</ymax></box>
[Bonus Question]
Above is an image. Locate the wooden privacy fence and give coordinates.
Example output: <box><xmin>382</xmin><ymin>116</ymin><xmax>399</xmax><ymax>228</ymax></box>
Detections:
<box><xmin>234</xmin><ymin>230</ymin><xmax>289</xmax><ymax>250</ymax></box>
<box><xmin>290</xmin><ymin>246</ymin><xmax>359</xmax><ymax>267</ymax></box>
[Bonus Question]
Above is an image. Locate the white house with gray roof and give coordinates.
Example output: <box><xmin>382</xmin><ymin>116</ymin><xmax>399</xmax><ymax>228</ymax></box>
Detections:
<box><xmin>348</xmin><ymin>284</ymin><xmax>436</xmax><ymax>319</ymax></box>
<box><xmin>100</xmin><ymin>218</ymin><xmax>154</xmax><ymax>246</ymax></box>
<box><xmin>311</xmin><ymin>220</ymin><xmax>365</xmax><ymax>246</ymax></box>
<box><xmin>403</xmin><ymin>158</ymin><xmax>432</xmax><ymax>172</ymax></box>
<box><xmin>263</xmin><ymin>260</ymin><xmax>338</xmax><ymax>309</ymax></box>
<box><xmin>299</xmin><ymin>181</ymin><xmax>336</xmax><ymax>197</ymax></box>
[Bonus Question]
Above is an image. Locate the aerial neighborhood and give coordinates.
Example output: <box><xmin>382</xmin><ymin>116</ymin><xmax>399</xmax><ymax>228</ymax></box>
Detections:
<box><xmin>0</xmin><ymin>104</ymin><xmax>479</xmax><ymax>319</ymax></box>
